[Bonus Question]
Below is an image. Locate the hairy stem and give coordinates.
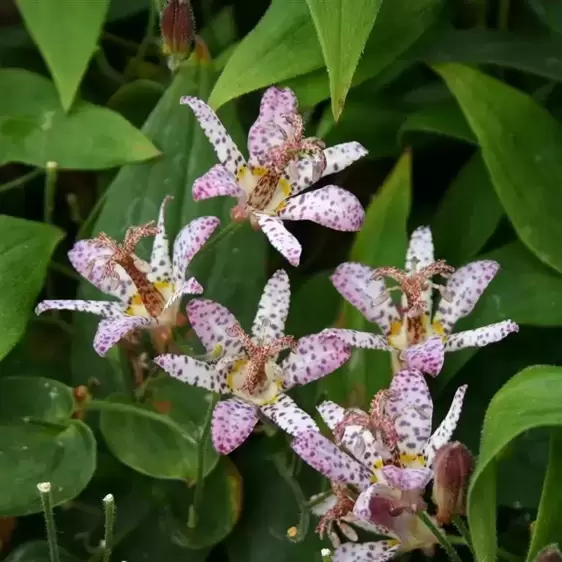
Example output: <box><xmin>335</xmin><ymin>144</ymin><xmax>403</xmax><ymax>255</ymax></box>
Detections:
<box><xmin>38</xmin><ymin>482</ymin><xmax>60</xmax><ymax>562</ymax></box>
<box><xmin>417</xmin><ymin>511</ymin><xmax>462</xmax><ymax>562</ymax></box>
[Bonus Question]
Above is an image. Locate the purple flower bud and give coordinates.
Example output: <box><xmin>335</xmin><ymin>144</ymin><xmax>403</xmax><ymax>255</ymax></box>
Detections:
<box><xmin>160</xmin><ymin>0</ymin><xmax>195</xmax><ymax>56</ymax></box>
<box><xmin>536</xmin><ymin>544</ymin><xmax>562</xmax><ymax>562</ymax></box>
<box><xmin>432</xmin><ymin>441</ymin><xmax>473</xmax><ymax>525</ymax></box>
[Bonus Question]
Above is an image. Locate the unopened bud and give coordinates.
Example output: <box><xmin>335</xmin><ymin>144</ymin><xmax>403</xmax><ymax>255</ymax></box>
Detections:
<box><xmin>536</xmin><ymin>544</ymin><xmax>562</xmax><ymax>562</ymax></box>
<box><xmin>321</xmin><ymin>548</ymin><xmax>333</xmax><ymax>561</ymax></box>
<box><xmin>432</xmin><ymin>441</ymin><xmax>473</xmax><ymax>524</ymax></box>
<box><xmin>160</xmin><ymin>0</ymin><xmax>195</xmax><ymax>57</ymax></box>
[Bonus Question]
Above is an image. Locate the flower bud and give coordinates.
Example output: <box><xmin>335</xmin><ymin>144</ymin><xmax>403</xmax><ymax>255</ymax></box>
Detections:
<box><xmin>160</xmin><ymin>0</ymin><xmax>195</xmax><ymax>57</ymax></box>
<box><xmin>536</xmin><ymin>544</ymin><xmax>562</xmax><ymax>562</ymax></box>
<box><xmin>432</xmin><ymin>441</ymin><xmax>473</xmax><ymax>524</ymax></box>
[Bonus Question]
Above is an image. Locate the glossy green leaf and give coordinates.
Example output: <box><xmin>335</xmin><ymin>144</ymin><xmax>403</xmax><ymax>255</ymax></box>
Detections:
<box><xmin>467</xmin><ymin>366</ymin><xmax>562</xmax><ymax>562</ymax></box>
<box><xmin>434</xmin><ymin>63</ymin><xmax>562</xmax><ymax>274</ymax></box>
<box><xmin>16</xmin><ymin>0</ymin><xmax>109</xmax><ymax>110</ymax></box>
<box><xmin>209</xmin><ymin>0</ymin><xmax>323</xmax><ymax>109</ymax></box>
<box><xmin>435</xmin><ymin>242</ymin><xmax>562</xmax><ymax>393</ymax></box>
<box><xmin>284</xmin><ymin>0</ymin><xmax>441</xmax><ymax>107</ymax></box>
<box><xmin>0</xmin><ymin>215</ymin><xmax>63</xmax><ymax>361</ymax></box>
<box><xmin>305</xmin><ymin>0</ymin><xmax>382</xmax><ymax>119</ymax></box>
<box><xmin>324</xmin><ymin>151</ymin><xmax>411</xmax><ymax>406</ymax></box>
<box><xmin>5</xmin><ymin>541</ymin><xmax>78</xmax><ymax>562</ymax></box>
<box><xmin>98</xmin><ymin>378</ymin><xmax>218</xmax><ymax>481</ymax></box>
<box><xmin>432</xmin><ymin>154</ymin><xmax>503</xmax><ymax>265</ymax></box>
<box><xmin>0</xmin><ymin>69</ymin><xmax>159</xmax><ymax>169</ymax></box>
<box><xmin>72</xmin><ymin>61</ymin><xmax>266</xmax><ymax>391</ymax></box>
<box><xmin>0</xmin><ymin>377</ymin><xmax>95</xmax><ymax>516</ymax></box>
<box><xmin>528</xmin><ymin>0</ymin><xmax>562</xmax><ymax>34</ymax></box>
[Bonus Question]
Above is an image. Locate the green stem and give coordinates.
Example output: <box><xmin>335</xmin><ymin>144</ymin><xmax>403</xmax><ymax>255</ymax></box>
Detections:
<box><xmin>102</xmin><ymin>32</ymin><xmax>141</xmax><ymax>52</ymax></box>
<box><xmin>44</xmin><ymin>162</ymin><xmax>57</xmax><ymax>225</ymax></box>
<box><xmin>95</xmin><ymin>48</ymin><xmax>126</xmax><ymax>85</ymax></box>
<box><xmin>78</xmin><ymin>190</ymin><xmax>109</xmax><ymax>240</ymax></box>
<box><xmin>498</xmin><ymin>0</ymin><xmax>510</xmax><ymax>30</ymax></box>
<box><xmin>0</xmin><ymin>168</ymin><xmax>43</xmax><ymax>194</ymax></box>
<box><xmin>126</xmin><ymin>1</ymin><xmax>158</xmax><ymax>80</ymax></box>
<box><xmin>417</xmin><ymin>512</ymin><xmax>462</xmax><ymax>562</ymax></box>
<box><xmin>188</xmin><ymin>392</ymin><xmax>219</xmax><ymax>529</ymax></box>
<box><xmin>34</xmin><ymin>315</ymin><xmax>73</xmax><ymax>335</ymax></box>
<box><xmin>447</xmin><ymin>535</ymin><xmax>522</xmax><ymax>562</ymax></box>
<box><xmin>452</xmin><ymin>516</ymin><xmax>474</xmax><ymax>555</ymax></box>
<box><xmin>37</xmin><ymin>482</ymin><xmax>61</xmax><ymax>562</ymax></box>
<box><xmin>102</xmin><ymin>494</ymin><xmax>115</xmax><ymax>562</ymax></box>
<box><xmin>192</xmin><ymin>222</ymin><xmax>241</xmax><ymax>265</ymax></box>
<box><xmin>85</xmin><ymin>399</ymin><xmax>197</xmax><ymax>445</ymax></box>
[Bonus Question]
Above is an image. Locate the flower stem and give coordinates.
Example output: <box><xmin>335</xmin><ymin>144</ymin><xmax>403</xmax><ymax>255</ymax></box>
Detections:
<box><xmin>417</xmin><ymin>512</ymin><xmax>462</xmax><ymax>562</ymax></box>
<box><xmin>37</xmin><ymin>482</ymin><xmax>60</xmax><ymax>562</ymax></box>
<box><xmin>0</xmin><ymin>168</ymin><xmax>43</xmax><ymax>194</ymax></box>
<box><xmin>102</xmin><ymin>494</ymin><xmax>116</xmax><ymax>562</ymax></box>
<box><xmin>452</xmin><ymin>515</ymin><xmax>474</xmax><ymax>555</ymax></box>
<box><xmin>44</xmin><ymin>161</ymin><xmax>58</xmax><ymax>225</ymax></box>
<box><xmin>194</xmin><ymin>222</ymin><xmax>241</xmax><ymax>265</ymax></box>
<box><xmin>188</xmin><ymin>392</ymin><xmax>219</xmax><ymax>529</ymax></box>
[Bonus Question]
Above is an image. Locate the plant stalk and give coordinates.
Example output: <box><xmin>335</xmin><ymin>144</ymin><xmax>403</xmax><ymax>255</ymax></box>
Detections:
<box><xmin>38</xmin><ymin>482</ymin><xmax>60</xmax><ymax>562</ymax></box>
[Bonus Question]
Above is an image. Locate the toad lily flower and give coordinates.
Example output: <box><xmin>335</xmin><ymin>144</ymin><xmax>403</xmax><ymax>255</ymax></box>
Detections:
<box><xmin>181</xmin><ymin>86</ymin><xmax>366</xmax><ymax>266</ymax></box>
<box><xmin>36</xmin><ymin>197</ymin><xmax>219</xmax><ymax>356</ymax></box>
<box><xmin>325</xmin><ymin>226</ymin><xmax>518</xmax><ymax>373</ymax></box>
<box><xmin>154</xmin><ymin>270</ymin><xmax>351</xmax><ymax>454</ymax></box>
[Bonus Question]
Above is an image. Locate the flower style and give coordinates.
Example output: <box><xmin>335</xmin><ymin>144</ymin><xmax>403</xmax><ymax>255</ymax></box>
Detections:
<box><xmin>325</xmin><ymin>226</ymin><xmax>518</xmax><ymax>373</ymax></box>
<box><xmin>154</xmin><ymin>270</ymin><xmax>351</xmax><ymax>454</ymax></box>
<box><xmin>181</xmin><ymin>86</ymin><xmax>366</xmax><ymax>266</ymax></box>
<box><xmin>291</xmin><ymin>369</ymin><xmax>467</xmax><ymax>561</ymax></box>
<box><xmin>36</xmin><ymin>196</ymin><xmax>219</xmax><ymax>356</ymax></box>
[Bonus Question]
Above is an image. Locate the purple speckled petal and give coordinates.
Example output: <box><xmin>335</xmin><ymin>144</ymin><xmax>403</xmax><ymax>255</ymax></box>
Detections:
<box><xmin>281</xmin><ymin>334</ymin><xmax>351</xmax><ymax>389</ymax></box>
<box><xmin>401</xmin><ymin>336</ymin><xmax>444</xmax><ymax>377</ymax></box>
<box><xmin>444</xmin><ymin>320</ymin><xmax>518</xmax><ymax>352</ymax></box>
<box><xmin>278</xmin><ymin>185</ymin><xmax>364</xmax><ymax>231</ymax></box>
<box><xmin>192</xmin><ymin>164</ymin><xmax>246</xmax><ymax>202</ymax></box>
<box><xmin>94</xmin><ymin>316</ymin><xmax>152</xmax><ymax>356</ymax></box>
<box><xmin>405</xmin><ymin>226</ymin><xmax>435</xmax><ymax>313</ymax></box>
<box><xmin>149</xmin><ymin>196</ymin><xmax>173</xmax><ymax>283</ymax></box>
<box><xmin>322</xmin><ymin>328</ymin><xmax>391</xmax><ymax>351</ymax></box>
<box><xmin>260</xmin><ymin>394</ymin><xmax>317</xmax><ymax>436</ymax></box>
<box><xmin>333</xmin><ymin>541</ymin><xmax>401</xmax><ymax>562</ymax></box>
<box><xmin>211</xmin><ymin>398</ymin><xmax>259</xmax><ymax>454</ymax></box>
<box><xmin>252</xmin><ymin>269</ymin><xmax>290</xmax><ymax>342</ymax></box>
<box><xmin>317</xmin><ymin>400</ymin><xmax>346</xmax><ymax>431</ymax></box>
<box><xmin>36</xmin><ymin>299</ymin><xmax>123</xmax><ymax>318</ymax></box>
<box><xmin>331</xmin><ymin>262</ymin><xmax>400</xmax><ymax>334</ymax></box>
<box><xmin>255</xmin><ymin>213</ymin><xmax>302</xmax><ymax>267</ymax></box>
<box><xmin>380</xmin><ymin>465</ymin><xmax>433</xmax><ymax>491</ymax></box>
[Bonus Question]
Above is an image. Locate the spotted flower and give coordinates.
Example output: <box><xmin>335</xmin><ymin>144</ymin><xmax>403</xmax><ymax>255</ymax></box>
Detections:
<box><xmin>36</xmin><ymin>197</ymin><xmax>219</xmax><ymax>356</ymax></box>
<box><xmin>181</xmin><ymin>87</ymin><xmax>366</xmax><ymax>266</ymax></box>
<box><xmin>325</xmin><ymin>226</ymin><xmax>518</xmax><ymax>372</ymax></box>
<box><xmin>154</xmin><ymin>270</ymin><xmax>351</xmax><ymax>454</ymax></box>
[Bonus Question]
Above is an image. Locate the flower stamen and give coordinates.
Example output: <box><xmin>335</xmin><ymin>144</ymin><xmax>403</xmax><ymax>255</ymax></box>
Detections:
<box><xmin>316</xmin><ymin>483</ymin><xmax>356</xmax><ymax>541</ymax></box>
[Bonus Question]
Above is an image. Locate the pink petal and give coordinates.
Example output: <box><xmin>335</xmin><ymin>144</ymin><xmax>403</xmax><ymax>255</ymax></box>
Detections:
<box><xmin>334</xmin><ymin>541</ymin><xmax>400</xmax><ymax>562</ymax></box>
<box><xmin>260</xmin><ymin>393</ymin><xmax>318</xmax><ymax>436</ymax></box>
<box><xmin>291</xmin><ymin>430</ymin><xmax>371</xmax><ymax>490</ymax></box>
<box><xmin>172</xmin><ymin>216</ymin><xmax>220</xmax><ymax>285</ymax></box>
<box><xmin>423</xmin><ymin>385</ymin><xmax>467</xmax><ymax>466</ymax></box>
<box><xmin>180</xmin><ymin>96</ymin><xmax>246</xmax><ymax>177</ymax></box>
<box><xmin>186</xmin><ymin>299</ymin><xmax>244</xmax><ymax>356</ymax></box>
<box><xmin>252</xmin><ymin>269</ymin><xmax>290</xmax><ymax>341</ymax></box>
<box><xmin>331</xmin><ymin>262</ymin><xmax>400</xmax><ymax>334</ymax></box>
<box><xmin>281</xmin><ymin>333</ymin><xmax>351</xmax><ymax>389</ymax></box>
<box><xmin>94</xmin><ymin>316</ymin><xmax>152</xmax><ymax>356</ymax></box>
<box><xmin>36</xmin><ymin>299</ymin><xmax>123</xmax><ymax>318</ymax></box>
<box><xmin>380</xmin><ymin>466</ymin><xmax>433</xmax><ymax>491</ymax></box>
<box><xmin>354</xmin><ymin>484</ymin><xmax>402</xmax><ymax>532</ymax></box>
<box><xmin>405</xmin><ymin>226</ymin><xmax>434</xmax><ymax>273</ymax></box>
<box><xmin>211</xmin><ymin>398</ymin><xmax>259</xmax><ymax>454</ymax></box>
<box><xmin>444</xmin><ymin>320</ymin><xmax>518</xmax><ymax>352</ymax></box>
<box><xmin>400</xmin><ymin>337</ymin><xmax>444</xmax><ymax>377</ymax></box>
<box><xmin>322</xmin><ymin>328</ymin><xmax>391</xmax><ymax>350</ymax></box>
<box><xmin>323</xmin><ymin>142</ymin><xmax>368</xmax><ymax>176</ymax></box>
<box><xmin>278</xmin><ymin>185</ymin><xmax>364</xmax><ymax>231</ymax></box>
<box><xmin>317</xmin><ymin>400</ymin><xmax>346</xmax><ymax>431</ymax></box>
<box><xmin>154</xmin><ymin>354</ymin><xmax>228</xmax><ymax>393</ymax></box>
<box><xmin>434</xmin><ymin>260</ymin><xmax>500</xmax><ymax>334</ymax></box>
<box><xmin>69</xmin><ymin>239</ymin><xmax>136</xmax><ymax>302</ymax></box>
<box><xmin>149</xmin><ymin>196</ymin><xmax>173</xmax><ymax>283</ymax></box>
<box><xmin>255</xmin><ymin>214</ymin><xmax>302</xmax><ymax>266</ymax></box>
<box><xmin>340</xmin><ymin>425</ymin><xmax>385</xmax><ymax>470</ymax></box>
<box><xmin>161</xmin><ymin>277</ymin><xmax>203</xmax><ymax>313</ymax></box>
<box><xmin>192</xmin><ymin>164</ymin><xmax>245</xmax><ymax>202</ymax></box>
<box><xmin>258</xmin><ymin>87</ymin><xmax>298</xmax><ymax>121</ymax></box>
<box><xmin>290</xmin><ymin>151</ymin><xmax>331</xmax><ymax>194</ymax></box>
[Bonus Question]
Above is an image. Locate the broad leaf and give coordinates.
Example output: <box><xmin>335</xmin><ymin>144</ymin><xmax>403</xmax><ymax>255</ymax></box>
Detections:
<box><xmin>209</xmin><ymin>0</ymin><xmax>323</xmax><ymax>109</ymax></box>
<box><xmin>434</xmin><ymin>63</ymin><xmax>562</xmax><ymax>274</ymax></box>
<box><xmin>305</xmin><ymin>0</ymin><xmax>382</xmax><ymax>119</ymax></box>
<box><xmin>528</xmin><ymin>0</ymin><xmax>562</xmax><ymax>34</ymax></box>
<box><xmin>0</xmin><ymin>377</ymin><xmax>96</xmax><ymax>516</ymax></box>
<box><xmin>467</xmin><ymin>366</ymin><xmax>562</xmax><ymax>562</ymax></box>
<box><xmin>0</xmin><ymin>69</ymin><xmax>159</xmax><ymax>169</ymax></box>
<box><xmin>0</xmin><ymin>215</ymin><xmax>63</xmax><ymax>361</ymax></box>
<box><xmin>72</xmin><ymin>61</ymin><xmax>266</xmax><ymax>391</ymax></box>
<box><xmin>16</xmin><ymin>0</ymin><xmax>109</xmax><ymax>110</ymax></box>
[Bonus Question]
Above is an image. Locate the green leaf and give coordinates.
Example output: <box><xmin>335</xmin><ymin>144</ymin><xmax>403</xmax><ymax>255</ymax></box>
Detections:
<box><xmin>528</xmin><ymin>0</ymin><xmax>562</xmax><ymax>34</ymax></box>
<box><xmin>209</xmin><ymin>0</ymin><xmax>323</xmax><ymax>109</ymax></box>
<box><xmin>0</xmin><ymin>377</ymin><xmax>95</xmax><ymax>516</ymax></box>
<box><xmin>5</xmin><ymin>541</ymin><xmax>78</xmax><ymax>562</ymax></box>
<box><xmin>0</xmin><ymin>69</ymin><xmax>159</xmax><ymax>169</ymax></box>
<box><xmin>467</xmin><ymin>366</ymin><xmax>562</xmax><ymax>562</ymax></box>
<box><xmin>324</xmin><ymin>151</ymin><xmax>411</xmax><ymax>406</ymax></box>
<box><xmin>98</xmin><ymin>378</ymin><xmax>219</xmax><ymax>481</ymax></box>
<box><xmin>434</xmin><ymin>63</ymin><xmax>562</xmax><ymax>274</ymax></box>
<box><xmin>0</xmin><ymin>215</ymin><xmax>63</xmax><ymax>361</ymax></box>
<box><xmin>284</xmin><ymin>0</ymin><xmax>441</xmax><ymax>107</ymax></box>
<box><xmin>432</xmin><ymin>154</ymin><xmax>503</xmax><ymax>265</ymax></box>
<box><xmin>16</xmin><ymin>0</ymin><xmax>109</xmax><ymax>110</ymax></box>
<box><xmin>434</xmin><ymin>242</ymin><xmax>562</xmax><ymax>393</ymax></box>
<box><xmin>305</xmin><ymin>0</ymin><xmax>382</xmax><ymax>119</ymax></box>
<box><xmin>72</xmin><ymin>61</ymin><xmax>266</xmax><ymax>391</ymax></box>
